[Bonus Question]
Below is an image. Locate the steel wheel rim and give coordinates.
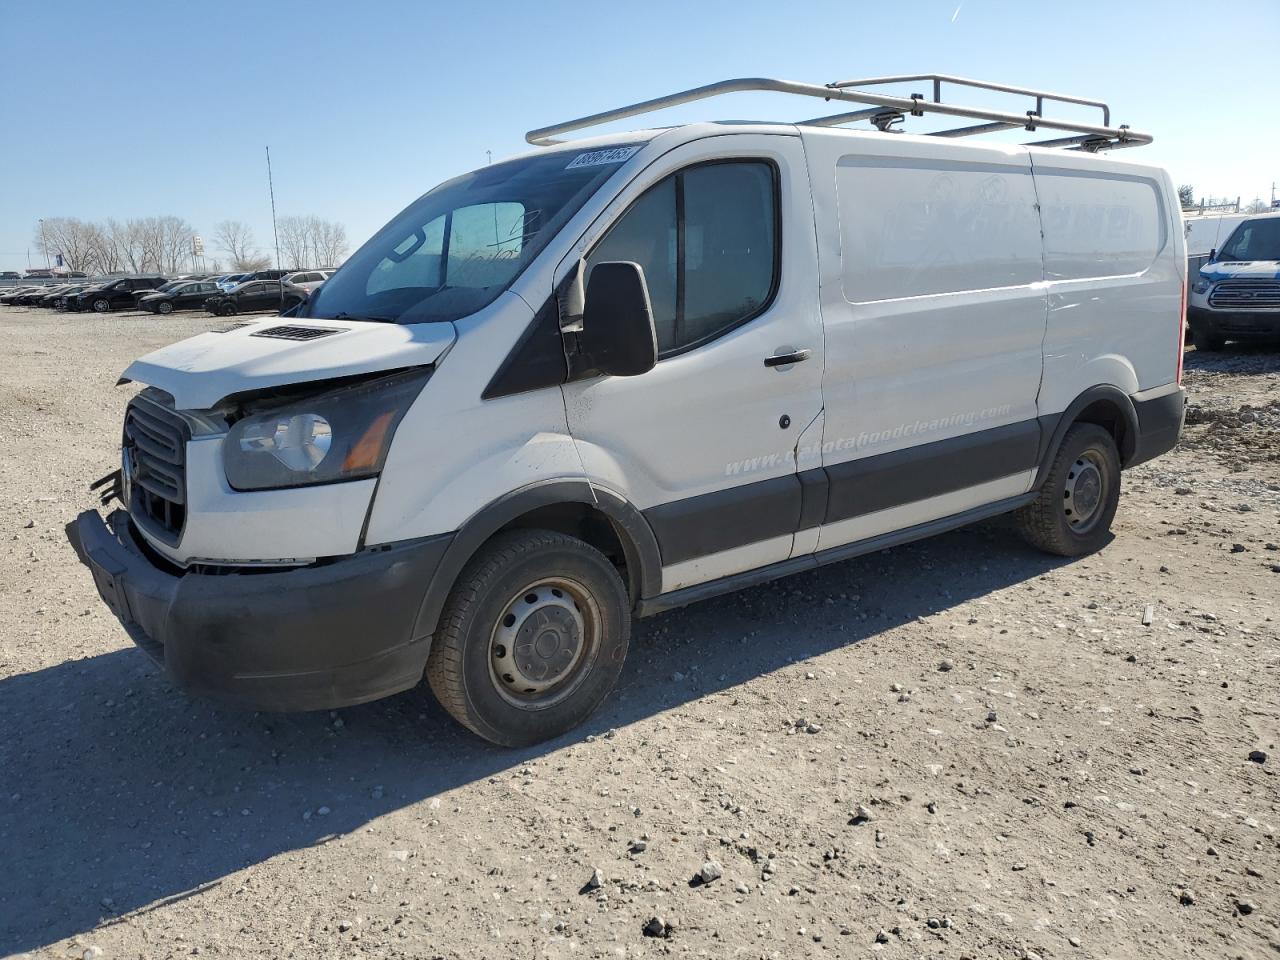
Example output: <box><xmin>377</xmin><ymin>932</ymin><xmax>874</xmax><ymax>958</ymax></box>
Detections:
<box><xmin>488</xmin><ymin>576</ymin><xmax>600</xmax><ymax>710</ymax></box>
<box><xmin>93</xmin><ymin>300</ymin><xmax>108</xmax><ymax>312</ymax></box>
<box><xmin>1063</xmin><ymin>449</ymin><xmax>1107</xmax><ymax>532</ymax></box>
<box><xmin>159</xmin><ymin>302</ymin><xmax>172</xmax><ymax>313</ymax></box>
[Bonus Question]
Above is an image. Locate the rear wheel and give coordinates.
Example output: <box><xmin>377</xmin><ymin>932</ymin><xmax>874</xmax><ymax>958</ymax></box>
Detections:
<box><xmin>1014</xmin><ymin>423</ymin><xmax>1121</xmax><ymax>557</ymax></box>
<box><xmin>426</xmin><ymin>529</ymin><xmax>630</xmax><ymax>747</ymax></box>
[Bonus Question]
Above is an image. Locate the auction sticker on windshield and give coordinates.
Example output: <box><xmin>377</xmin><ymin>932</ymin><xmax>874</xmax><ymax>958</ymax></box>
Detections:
<box><xmin>565</xmin><ymin>145</ymin><xmax>642</xmax><ymax>169</ymax></box>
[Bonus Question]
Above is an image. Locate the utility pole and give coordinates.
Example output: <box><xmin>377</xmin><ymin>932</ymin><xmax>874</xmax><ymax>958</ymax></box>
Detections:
<box><xmin>486</xmin><ymin>150</ymin><xmax>492</xmax><ymax>165</ymax></box>
<box><xmin>266</xmin><ymin>146</ymin><xmax>282</xmax><ymax>270</ymax></box>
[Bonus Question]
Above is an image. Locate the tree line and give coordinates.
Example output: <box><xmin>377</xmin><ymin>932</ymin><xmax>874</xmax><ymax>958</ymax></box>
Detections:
<box><xmin>33</xmin><ymin>215</ymin><xmax>349</xmax><ymax>275</ymax></box>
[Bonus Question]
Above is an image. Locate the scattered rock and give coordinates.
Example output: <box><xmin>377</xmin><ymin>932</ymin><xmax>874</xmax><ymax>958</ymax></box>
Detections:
<box><xmin>938</xmin><ymin>659</ymin><xmax>955</xmax><ymax>672</ymax></box>
<box><xmin>1179</xmin><ymin>889</ymin><xmax>1195</xmax><ymax>906</ymax></box>
<box><xmin>734</xmin><ymin>881</ymin><xmax>750</xmax><ymax>894</ymax></box>
<box><xmin>1236</xmin><ymin>899</ymin><xmax>1256</xmax><ymax>916</ymax></box>
<box><xmin>850</xmin><ymin>803</ymin><xmax>872</xmax><ymax>825</ymax></box>
<box><xmin>82</xmin><ymin>948</ymin><xmax>103</xmax><ymax>960</ymax></box>
<box><xmin>695</xmin><ymin>860</ymin><xmax>722</xmax><ymax>885</ymax></box>
<box><xmin>643</xmin><ymin>916</ymin><xmax>674</xmax><ymax>939</ymax></box>
<box><xmin>1248</xmin><ymin>750</ymin><xmax>1267</xmax><ymax>764</ymax></box>
<box><xmin>875</xmin><ymin>928</ymin><xmax>890</xmax><ymax>943</ymax></box>
<box><xmin>581</xmin><ymin>868</ymin><xmax>604</xmax><ymax>893</ymax></box>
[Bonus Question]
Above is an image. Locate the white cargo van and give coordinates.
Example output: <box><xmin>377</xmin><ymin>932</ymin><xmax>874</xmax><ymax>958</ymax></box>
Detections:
<box><xmin>70</xmin><ymin>76</ymin><xmax>1186</xmax><ymax>746</ymax></box>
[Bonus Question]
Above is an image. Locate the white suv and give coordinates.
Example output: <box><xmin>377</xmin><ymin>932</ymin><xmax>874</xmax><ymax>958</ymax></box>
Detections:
<box><xmin>282</xmin><ymin>270</ymin><xmax>332</xmax><ymax>293</ymax></box>
<box><xmin>70</xmin><ymin>76</ymin><xmax>1186</xmax><ymax>746</ymax></box>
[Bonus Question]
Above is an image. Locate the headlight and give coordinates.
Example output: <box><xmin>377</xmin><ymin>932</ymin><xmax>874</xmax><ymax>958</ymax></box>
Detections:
<box><xmin>223</xmin><ymin>368</ymin><xmax>430</xmax><ymax>491</ymax></box>
<box><xmin>1192</xmin><ymin>279</ymin><xmax>1209</xmax><ymax>295</ymax></box>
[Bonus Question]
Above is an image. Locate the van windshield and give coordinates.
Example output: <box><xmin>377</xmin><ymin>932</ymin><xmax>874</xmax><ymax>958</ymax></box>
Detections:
<box><xmin>305</xmin><ymin>146</ymin><xmax>640</xmax><ymax>325</ymax></box>
<box><xmin>1218</xmin><ymin>218</ymin><xmax>1280</xmax><ymax>262</ymax></box>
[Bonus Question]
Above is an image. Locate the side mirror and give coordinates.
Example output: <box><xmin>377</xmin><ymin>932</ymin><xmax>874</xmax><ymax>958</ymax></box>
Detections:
<box><xmin>1207</xmin><ymin>247</ymin><xmax>1216</xmax><ymax>263</ymax></box>
<box><xmin>579</xmin><ymin>261</ymin><xmax>657</xmax><ymax>377</ymax></box>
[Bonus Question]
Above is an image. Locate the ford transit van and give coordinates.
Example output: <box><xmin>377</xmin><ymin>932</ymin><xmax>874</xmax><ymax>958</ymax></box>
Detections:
<box><xmin>1186</xmin><ymin>211</ymin><xmax>1280</xmax><ymax>349</ymax></box>
<box><xmin>70</xmin><ymin>76</ymin><xmax>1187</xmax><ymax>746</ymax></box>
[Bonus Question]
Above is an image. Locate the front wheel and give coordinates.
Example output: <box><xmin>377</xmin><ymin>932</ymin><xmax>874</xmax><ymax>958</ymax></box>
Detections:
<box><xmin>157</xmin><ymin>301</ymin><xmax>174</xmax><ymax>314</ymax></box>
<box><xmin>92</xmin><ymin>298</ymin><xmax>110</xmax><ymax>313</ymax></box>
<box><xmin>426</xmin><ymin>529</ymin><xmax>630</xmax><ymax>747</ymax></box>
<box><xmin>1014</xmin><ymin>423</ymin><xmax>1121</xmax><ymax>557</ymax></box>
<box><xmin>1190</xmin><ymin>325</ymin><xmax>1226</xmax><ymax>352</ymax></box>
<box><xmin>218</xmin><ymin>302</ymin><xmax>236</xmax><ymax>317</ymax></box>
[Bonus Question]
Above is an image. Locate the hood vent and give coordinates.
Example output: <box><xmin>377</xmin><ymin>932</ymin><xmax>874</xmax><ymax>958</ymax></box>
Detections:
<box><xmin>249</xmin><ymin>325</ymin><xmax>347</xmax><ymax>342</ymax></box>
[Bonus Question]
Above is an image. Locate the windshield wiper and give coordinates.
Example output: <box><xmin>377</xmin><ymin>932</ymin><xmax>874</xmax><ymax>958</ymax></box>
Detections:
<box><xmin>332</xmin><ymin>311</ymin><xmax>398</xmax><ymax>324</ymax></box>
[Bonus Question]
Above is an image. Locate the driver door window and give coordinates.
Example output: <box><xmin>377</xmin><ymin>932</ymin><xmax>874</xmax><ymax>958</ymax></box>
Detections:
<box><xmin>586</xmin><ymin>160</ymin><xmax>778</xmax><ymax>358</ymax></box>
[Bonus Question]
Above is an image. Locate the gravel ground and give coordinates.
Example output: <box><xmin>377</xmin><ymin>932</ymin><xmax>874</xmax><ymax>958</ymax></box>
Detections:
<box><xmin>0</xmin><ymin>306</ymin><xmax>1276</xmax><ymax>960</ymax></box>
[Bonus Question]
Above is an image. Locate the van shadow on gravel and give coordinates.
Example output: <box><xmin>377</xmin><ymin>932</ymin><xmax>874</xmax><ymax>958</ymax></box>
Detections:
<box><xmin>0</xmin><ymin>521</ymin><xmax>1070</xmax><ymax>954</ymax></box>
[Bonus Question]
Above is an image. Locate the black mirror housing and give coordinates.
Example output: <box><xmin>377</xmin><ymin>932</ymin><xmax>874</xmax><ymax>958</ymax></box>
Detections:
<box><xmin>579</xmin><ymin>261</ymin><xmax>657</xmax><ymax>377</ymax></box>
<box><xmin>1207</xmin><ymin>247</ymin><xmax>1216</xmax><ymax>263</ymax></box>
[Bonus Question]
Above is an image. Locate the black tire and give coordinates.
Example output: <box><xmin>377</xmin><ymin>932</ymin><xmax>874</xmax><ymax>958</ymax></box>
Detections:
<box><xmin>1190</xmin><ymin>325</ymin><xmax>1225</xmax><ymax>352</ymax></box>
<box><xmin>218</xmin><ymin>302</ymin><xmax>237</xmax><ymax>317</ymax></box>
<box><xmin>1014</xmin><ymin>423</ymin><xmax>1121</xmax><ymax>557</ymax></box>
<box><xmin>157</xmin><ymin>301</ymin><xmax>174</xmax><ymax>314</ymax></box>
<box><xmin>426</xmin><ymin>529</ymin><xmax>630</xmax><ymax>747</ymax></box>
<box><xmin>92</xmin><ymin>298</ymin><xmax>110</xmax><ymax>313</ymax></box>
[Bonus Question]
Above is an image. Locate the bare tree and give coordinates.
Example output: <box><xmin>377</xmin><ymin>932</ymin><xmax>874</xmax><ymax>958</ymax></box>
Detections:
<box><xmin>33</xmin><ymin>218</ymin><xmax>99</xmax><ymax>273</ymax></box>
<box><xmin>85</xmin><ymin>222</ymin><xmax>122</xmax><ymax>275</ymax></box>
<box><xmin>312</xmin><ymin>218</ymin><xmax>348</xmax><ymax>267</ymax></box>
<box><xmin>277</xmin><ymin>214</ymin><xmax>350</xmax><ymax>269</ymax></box>
<box><xmin>214</xmin><ymin>220</ymin><xmax>268</xmax><ymax>271</ymax></box>
<box><xmin>1177</xmin><ymin>184</ymin><xmax>1195</xmax><ymax>208</ymax></box>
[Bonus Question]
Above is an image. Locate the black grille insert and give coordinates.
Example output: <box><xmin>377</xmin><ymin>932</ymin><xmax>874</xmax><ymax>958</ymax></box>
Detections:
<box><xmin>249</xmin><ymin>325</ymin><xmax>346</xmax><ymax>341</ymax></box>
<box><xmin>124</xmin><ymin>399</ymin><xmax>189</xmax><ymax>543</ymax></box>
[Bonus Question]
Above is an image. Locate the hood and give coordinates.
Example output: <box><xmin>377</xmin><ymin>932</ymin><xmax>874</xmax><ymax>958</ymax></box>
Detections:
<box><xmin>1199</xmin><ymin>260</ymin><xmax>1280</xmax><ymax>282</ymax></box>
<box><xmin>122</xmin><ymin>317</ymin><xmax>456</xmax><ymax>409</ymax></box>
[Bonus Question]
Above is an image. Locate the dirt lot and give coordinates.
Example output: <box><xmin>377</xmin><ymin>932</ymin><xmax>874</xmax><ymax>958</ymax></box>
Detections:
<box><xmin>0</xmin><ymin>305</ymin><xmax>1276</xmax><ymax>960</ymax></box>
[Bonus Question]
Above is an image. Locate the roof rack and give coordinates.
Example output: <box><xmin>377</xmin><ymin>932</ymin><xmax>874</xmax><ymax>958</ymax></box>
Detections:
<box><xmin>525</xmin><ymin>74</ymin><xmax>1150</xmax><ymax>152</ymax></box>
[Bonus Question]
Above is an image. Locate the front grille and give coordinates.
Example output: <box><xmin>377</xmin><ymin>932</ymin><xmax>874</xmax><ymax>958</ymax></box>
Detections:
<box><xmin>249</xmin><ymin>325</ymin><xmax>346</xmax><ymax>341</ymax></box>
<box><xmin>124</xmin><ymin>398</ymin><xmax>189</xmax><ymax>543</ymax></box>
<box><xmin>1209</xmin><ymin>279</ymin><xmax>1280</xmax><ymax>309</ymax></box>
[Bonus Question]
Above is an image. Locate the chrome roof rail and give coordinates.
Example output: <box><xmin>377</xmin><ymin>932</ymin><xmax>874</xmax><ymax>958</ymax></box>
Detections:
<box><xmin>525</xmin><ymin>75</ymin><xmax>1150</xmax><ymax>152</ymax></box>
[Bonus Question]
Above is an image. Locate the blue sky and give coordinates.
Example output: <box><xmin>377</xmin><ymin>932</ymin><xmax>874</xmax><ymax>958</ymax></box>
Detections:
<box><xmin>2</xmin><ymin>0</ymin><xmax>1277</xmax><ymax>272</ymax></box>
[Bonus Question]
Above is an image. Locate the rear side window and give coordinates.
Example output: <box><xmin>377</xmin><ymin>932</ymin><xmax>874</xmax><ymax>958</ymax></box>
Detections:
<box><xmin>586</xmin><ymin>160</ymin><xmax>778</xmax><ymax>357</ymax></box>
<box><xmin>1036</xmin><ymin>172</ymin><xmax>1165</xmax><ymax>279</ymax></box>
<box><xmin>836</xmin><ymin>156</ymin><xmax>1042</xmax><ymax>301</ymax></box>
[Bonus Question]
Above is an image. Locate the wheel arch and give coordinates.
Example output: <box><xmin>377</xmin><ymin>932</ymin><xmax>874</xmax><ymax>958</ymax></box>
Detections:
<box><xmin>410</xmin><ymin>480</ymin><xmax>662</xmax><ymax>643</ymax></box>
<box><xmin>1036</xmin><ymin>385</ymin><xmax>1140</xmax><ymax>487</ymax></box>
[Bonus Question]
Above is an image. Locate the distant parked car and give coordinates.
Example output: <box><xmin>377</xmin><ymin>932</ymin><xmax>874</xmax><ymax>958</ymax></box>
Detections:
<box><xmin>140</xmin><ymin>280</ymin><xmax>224</xmax><ymax>314</ymax></box>
<box><xmin>216</xmin><ymin>272</ymin><xmax>251</xmax><ymax>291</ymax></box>
<box><xmin>0</xmin><ymin>271</ymin><xmax>22</xmax><ymax>281</ymax></box>
<box><xmin>203</xmin><ymin>279</ymin><xmax>307</xmax><ymax>316</ymax></box>
<box><xmin>0</xmin><ymin>286</ymin><xmax>41</xmax><ymax>305</ymax></box>
<box><xmin>12</xmin><ymin>286</ymin><xmax>62</xmax><ymax>306</ymax></box>
<box><xmin>69</xmin><ymin>276</ymin><xmax>167</xmax><ymax>313</ymax></box>
<box><xmin>34</xmin><ymin>284</ymin><xmax>82</xmax><ymax>308</ymax></box>
<box><xmin>130</xmin><ymin>280</ymin><xmax>187</xmax><ymax>306</ymax></box>
<box><xmin>53</xmin><ymin>284</ymin><xmax>95</xmax><ymax>310</ymax></box>
<box><xmin>281</xmin><ymin>270</ymin><xmax>330</xmax><ymax>292</ymax></box>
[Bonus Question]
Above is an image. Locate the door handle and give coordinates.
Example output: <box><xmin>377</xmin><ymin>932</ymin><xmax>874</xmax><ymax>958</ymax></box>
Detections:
<box><xmin>764</xmin><ymin>349</ymin><xmax>811</xmax><ymax>367</ymax></box>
